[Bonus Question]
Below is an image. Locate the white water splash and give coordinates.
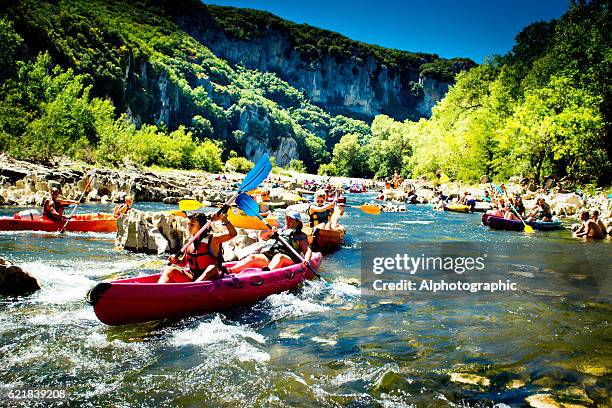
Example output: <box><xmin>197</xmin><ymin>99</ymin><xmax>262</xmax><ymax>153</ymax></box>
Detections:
<box><xmin>266</xmin><ymin>292</ymin><xmax>329</xmax><ymax>321</ymax></box>
<box><xmin>171</xmin><ymin>315</ymin><xmax>269</xmax><ymax>363</ymax></box>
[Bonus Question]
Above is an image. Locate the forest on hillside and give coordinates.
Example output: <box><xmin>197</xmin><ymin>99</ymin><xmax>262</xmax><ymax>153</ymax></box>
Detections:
<box><xmin>0</xmin><ymin>0</ymin><xmax>609</xmax><ymax>185</ymax></box>
<box><xmin>322</xmin><ymin>0</ymin><xmax>610</xmax><ymax>185</ymax></box>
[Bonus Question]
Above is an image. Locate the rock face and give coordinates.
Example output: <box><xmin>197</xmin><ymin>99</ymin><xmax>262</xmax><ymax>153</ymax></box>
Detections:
<box><xmin>187</xmin><ymin>11</ymin><xmax>471</xmax><ymax>121</ymax></box>
<box><xmin>0</xmin><ymin>259</ymin><xmax>41</xmax><ymax>296</ymax></box>
<box><xmin>0</xmin><ymin>154</ymin><xmax>241</xmax><ymax>206</ymax></box>
<box><xmin>116</xmin><ymin>210</ymin><xmax>190</xmax><ymax>254</ymax></box>
<box><xmin>116</xmin><ymin>208</ymin><xmax>260</xmax><ymax>260</ymax></box>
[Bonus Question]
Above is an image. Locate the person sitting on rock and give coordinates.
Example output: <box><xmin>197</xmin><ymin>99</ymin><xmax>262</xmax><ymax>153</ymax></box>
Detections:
<box><xmin>158</xmin><ymin>212</ymin><xmax>237</xmax><ymax>283</ymax></box>
<box><xmin>309</xmin><ymin>190</ymin><xmax>336</xmax><ymax>230</ymax></box>
<box><xmin>574</xmin><ymin>211</ymin><xmax>605</xmax><ymax>239</ymax></box>
<box><xmin>226</xmin><ymin>211</ymin><xmax>312</xmax><ymax>274</ymax></box>
<box><xmin>42</xmin><ymin>187</ymin><xmax>79</xmax><ymax>221</ymax></box>
<box><xmin>592</xmin><ymin>210</ymin><xmax>607</xmax><ymax>237</ymax></box>
<box><xmin>113</xmin><ymin>196</ymin><xmax>133</xmax><ymax>218</ymax></box>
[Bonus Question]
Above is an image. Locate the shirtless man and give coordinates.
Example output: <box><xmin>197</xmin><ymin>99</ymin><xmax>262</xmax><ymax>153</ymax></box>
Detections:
<box><xmin>574</xmin><ymin>211</ymin><xmax>605</xmax><ymax>239</ymax></box>
<box><xmin>42</xmin><ymin>187</ymin><xmax>79</xmax><ymax>221</ymax></box>
<box><xmin>592</xmin><ymin>210</ymin><xmax>607</xmax><ymax>237</ymax></box>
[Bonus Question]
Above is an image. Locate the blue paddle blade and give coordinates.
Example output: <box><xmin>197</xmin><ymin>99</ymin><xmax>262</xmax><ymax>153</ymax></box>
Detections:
<box><xmin>493</xmin><ymin>183</ymin><xmax>503</xmax><ymax>194</ymax></box>
<box><xmin>238</xmin><ymin>154</ymin><xmax>272</xmax><ymax>193</ymax></box>
<box><xmin>235</xmin><ymin>193</ymin><xmax>261</xmax><ymax>217</ymax></box>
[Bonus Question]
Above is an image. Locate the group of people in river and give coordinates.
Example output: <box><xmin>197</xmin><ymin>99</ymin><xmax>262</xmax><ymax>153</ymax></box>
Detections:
<box><xmin>157</xmin><ymin>190</ymin><xmax>346</xmax><ymax>283</ymax></box>
<box><xmin>35</xmin><ymin>177</ymin><xmax>611</xmax><ymax>288</ymax></box>
<box><xmin>153</xmin><ymin>186</ymin><xmax>346</xmax><ymax>284</ymax></box>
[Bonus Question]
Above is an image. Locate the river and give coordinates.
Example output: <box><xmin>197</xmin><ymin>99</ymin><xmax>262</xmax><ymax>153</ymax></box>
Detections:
<box><xmin>0</xmin><ymin>195</ymin><xmax>610</xmax><ymax>406</ymax></box>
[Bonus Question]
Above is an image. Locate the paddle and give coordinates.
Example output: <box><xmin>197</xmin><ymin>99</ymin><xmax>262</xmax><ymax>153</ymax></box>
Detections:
<box><xmin>180</xmin><ymin>154</ymin><xmax>272</xmax><ymax>253</ymax></box>
<box><xmin>236</xmin><ymin>193</ymin><xmax>326</xmax><ymax>283</ymax></box>
<box><xmin>59</xmin><ymin>169</ymin><xmax>96</xmax><ymax>233</ymax></box>
<box><xmin>491</xmin><ymin>183</ymin><xmax>534</xmax><ymax>233</ymax></box>
<box><xmin>350</xmin><ymin>204</ymin><xmax>381</xmax><ymax>215</ymax></box>
<box><xmin>178</xmin><ymin>199</ymin><xmax>212</xmax><ymax>211</ymax></box>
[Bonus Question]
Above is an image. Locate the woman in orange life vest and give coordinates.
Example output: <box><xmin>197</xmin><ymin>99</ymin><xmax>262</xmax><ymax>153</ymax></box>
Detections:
<box><xmin>42</xmin><ymin>187</ymin><xmax>79</xmax><ymax>221</ymax></box>
<box><xmin>113</xmin><ymin>195</ymin><xmax>133</xmax><ymax>217</ymax></box>
<box><xmin>158</xmin><ymin>212</ymin><xmax>237</xmax><ymax>283</ymax></box>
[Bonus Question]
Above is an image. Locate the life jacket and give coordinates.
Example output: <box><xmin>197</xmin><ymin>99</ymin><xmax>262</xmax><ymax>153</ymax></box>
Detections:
<box><xmin>309</xmin><ymin>205</ymin><xmax>331</xmax><ymax>227</ymax></box>
<box><xmin>185</xmin><ymin>236</ymin><xmax>220</xmax><ymax>280</ymax></box>
<box><xmin>263</xmin><ymin>228</ymin><xmax>307</xmax><ymax>262</ymax></box>
<box><xmin>42</xmin><ymin>198</ymin><xmax>63</xmax><ymax>220</ymax></box>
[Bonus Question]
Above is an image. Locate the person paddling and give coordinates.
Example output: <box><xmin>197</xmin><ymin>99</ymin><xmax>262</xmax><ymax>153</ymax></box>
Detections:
<box><xmin>309</xmin><ymin>190</ymin><xmax>336</xmax><ymax>230</ymax></box>
<box><xmin>42</xmin><ymin>187</ymin><xmax>79</xmax><ymax>221</ymax></box>
<box><xmin>113</xmin><ymin>196</ymin><xmax>133</xmax><ymax>217</ymax></box>
<box><xmin>226</xmin><ymin>211</ymin><xmax>312</xmax><ymax>274</ymax></box>
<box><xmin>158</xmin><ymin>212</ymin><xmax>237</xmax><ymax>283</ymax></box>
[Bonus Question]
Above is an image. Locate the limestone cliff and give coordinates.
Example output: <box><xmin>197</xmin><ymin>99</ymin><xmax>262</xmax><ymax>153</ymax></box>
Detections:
<box><xmin>174</xmin><ymin>3</ymin><xmax>474</xmax><ymax>120</ymax></box>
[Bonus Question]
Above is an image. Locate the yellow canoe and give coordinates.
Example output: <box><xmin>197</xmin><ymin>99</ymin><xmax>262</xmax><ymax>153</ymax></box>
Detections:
<box><xmin>445</xmin><ymin>203</ymin><xmax>470</xmax><ymax>213</ymax></box>
<box><xmin>227</xmin><ymin>207</ymin><xmax>279</xmax><ymax>230</ymax></box>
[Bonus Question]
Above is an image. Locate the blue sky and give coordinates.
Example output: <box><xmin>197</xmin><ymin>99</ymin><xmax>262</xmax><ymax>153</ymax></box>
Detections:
<box><xmin>203</xmin><ymin>0</ymin><xmax>569</xmax><ymax>62</ymax></box>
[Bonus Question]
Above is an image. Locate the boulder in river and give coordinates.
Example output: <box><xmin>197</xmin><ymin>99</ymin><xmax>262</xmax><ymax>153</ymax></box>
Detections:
<box><xmin>0</xmin><ymin>258</ymin><xmax>40</xmax><ymax>296</ymax></box>
<box><xmin>116</xmin><ymin>209</ymin><xmax>190</xmax><ymax>254</ymax></box>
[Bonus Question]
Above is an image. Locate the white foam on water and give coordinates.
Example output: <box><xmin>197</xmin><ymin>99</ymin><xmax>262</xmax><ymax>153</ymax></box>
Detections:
<box><xmin>85</xmin><ymin>332</ymin><xmax>140</xmax><ymax>350</ymax></box>
<box><xmin>22</xmin><ymin>261</ymin><xmax>95</xmax><ymax>304</ymax></box>
<box><xmin>27</xmin><ymin>307</ymin><xmax>96</xmax><ymax>326</ymax></box>
<box><xmin>22</xmin><ymin>258</ymin><xmax>144</xmax><ymax>305</ymax></box>
<box><xmin>331</xmin><ymin>281</ymin><xmax>361</xmax><ymax>297</ymax></box>
<box><xmin>400</xmin><ymin>220</ymin><xmax>434</xmax><ymax>225</ymax></box>
<box><xmin>170</xmin><ymin>315</ymin><xmax>269</xmax><ymax>363</ymax></box>
<box><xmin>311</xmin><ymin>336</ymin><xmax>337</xmax><ymax>346</ymax></box>
<box><xmin>265</xmin><ymin>292</ymin><xmax>329</xmax><ymax>320</ymax></box>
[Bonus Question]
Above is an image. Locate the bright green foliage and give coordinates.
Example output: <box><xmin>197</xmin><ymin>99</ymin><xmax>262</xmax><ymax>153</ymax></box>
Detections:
<box><xmin>0</xmin><ymin>17</ymin><xmax>23</xmax><ymax>81</ymax></box>
<box><xmin>289</xmin><ymin>159</ymin><xmax>306</xmax><ymax>173</ymax></box>
<box><xmin>367</xmin><ymin>115</ymin><xmax>412</xmax><ymax>178</ymax></box>
<box><xmin>0</xmin><ymin>0</ymin><xmax>370</xmax><ymax>170</ymax></box>
<box><xmin>317</xmin><ymin>163</ymin><xmax>338</xmax><ymax>176</ymax></box>
<box><xmin>225</xmin><ymin>156</ymin><xmax>254</xmax><ymax>173</ymax></box>
<box><xmin>329</xmin><ymin>134</ymin><xmax>369</xmax><ymax>177</ymax></box>
<box><xmin>356</xmin><ymin>0</ymin><xmax>610</xmax><ymax>184</ymax></box>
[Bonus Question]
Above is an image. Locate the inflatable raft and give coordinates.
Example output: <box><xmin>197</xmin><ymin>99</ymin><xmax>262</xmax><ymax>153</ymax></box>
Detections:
<box><xmin>481</xmin><ymin>214</ymin><xmax>563</xmax><ymax>231</ymax></box>
<box><xmin>445</xmin><ymin>203</ymin><xmax>471</xmax><ymax>213</ymax></box>
<box><xmin>0</xmin><ymin>212</ymin><xmax>117</xmax><ymax>233</ymax></box>
<box><xmin>86</xmin><ymin>252</ymin><xmax>322</xmax><ymax>325</ymax></box>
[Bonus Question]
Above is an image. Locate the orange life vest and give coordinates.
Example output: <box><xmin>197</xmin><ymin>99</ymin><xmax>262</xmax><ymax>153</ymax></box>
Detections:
<box><xmin>185</xmin><ymin>236</ymin><xmax>219</xmax><ymax>279</ymax></box>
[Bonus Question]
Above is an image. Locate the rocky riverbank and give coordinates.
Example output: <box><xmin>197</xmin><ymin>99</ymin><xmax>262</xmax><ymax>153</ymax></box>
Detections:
<box><xmin>0</xmin><ymin>155</ymin><xmax>308</xmax><ymax>207</ymax></box>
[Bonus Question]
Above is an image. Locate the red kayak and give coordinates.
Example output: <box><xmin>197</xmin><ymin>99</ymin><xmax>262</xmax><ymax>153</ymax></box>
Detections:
<box><xmin>86</xmin><ymin>252</ymin><xmax>323</xmax><ymax>325</ymax></box>
<box><xmin>0</xmin><ymin>212</ymin><xmax>117</xmax><ymax>233</ymax></box>
<box><xmin>349</xmin><ymin>185</ymin><xmax>367</xmax><ymax>193</ymax></box>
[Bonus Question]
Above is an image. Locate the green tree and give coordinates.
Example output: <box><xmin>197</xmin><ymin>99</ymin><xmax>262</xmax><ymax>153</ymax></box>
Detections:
<box><xmin>330</xmin><ymin>134</ymin><xmax>369</xmax><ymax>177</ymax></box>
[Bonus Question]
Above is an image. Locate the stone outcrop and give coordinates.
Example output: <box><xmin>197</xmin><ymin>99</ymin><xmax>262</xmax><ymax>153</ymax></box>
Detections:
<box><xmin>0</xmin><ymin>259</ymin><xmax>41</xmax><ymax>296</ymax></box>
<box><xmin>115</xmin><ymin>208</ymin><xmax>260</xmax><ymax>260</ymax></box>
<box><xmin>115</xmin><ymin>210</ymin><xmax>190</xmax><ymax>254</ymax></box>
<box><xmin>0</xmin><ymin>154</ymin><xmax>243</xmax><ymax>206</ymax></box>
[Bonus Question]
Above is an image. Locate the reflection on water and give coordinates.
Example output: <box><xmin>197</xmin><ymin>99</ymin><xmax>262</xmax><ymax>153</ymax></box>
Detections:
<box><xmin>0</xmin><ymin>199</ymin><xmax>610</xmax><ymax>406</ymax></box>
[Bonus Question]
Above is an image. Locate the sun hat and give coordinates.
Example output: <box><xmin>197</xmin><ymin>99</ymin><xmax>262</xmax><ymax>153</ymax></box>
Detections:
<box><xmin>286</xmin><ymin>211</ymin><xmax>302</xmax><ymax>222</ymax></box>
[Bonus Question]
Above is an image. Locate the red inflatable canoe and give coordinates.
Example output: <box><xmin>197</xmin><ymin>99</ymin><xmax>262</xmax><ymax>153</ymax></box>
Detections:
<box><xmin>86</xmin><ymin>252</ymin><xmax>323</xmax><ymax>325</ymax></box>
<box><xmin>0</xmin><ymin>213</ymin><xmax>117</xmax><ymax>233</ymax></box>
